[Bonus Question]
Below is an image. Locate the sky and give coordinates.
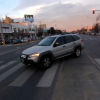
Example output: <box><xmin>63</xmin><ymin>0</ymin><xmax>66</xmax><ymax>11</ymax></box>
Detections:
<box><xmin>0</xmin><ymin>0</ymin><xmax>100</xmax><ymax>31</ymax></box>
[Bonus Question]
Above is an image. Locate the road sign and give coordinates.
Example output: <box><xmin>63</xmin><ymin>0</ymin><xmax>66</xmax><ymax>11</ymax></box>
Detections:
<box><xmin>44</xmin><ymin>30</ymin><xmax>47</xmax><ymax>33</ymax></box>
<box><xmin>24</xmin><ymin>15</ymin><xmax>34</xmax><ymax>22</ymax></box>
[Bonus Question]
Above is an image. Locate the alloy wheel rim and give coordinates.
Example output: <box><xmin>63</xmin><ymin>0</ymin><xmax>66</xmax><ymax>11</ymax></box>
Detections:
<box><xmin>44</xmin><ymin>58</ymin><xmax>50</xmax><ymax>67</ymax></box>
<box><xmin>76</xmin><ymin>49</ymin><xmax>80</xmax><ymax>56</ymax></box>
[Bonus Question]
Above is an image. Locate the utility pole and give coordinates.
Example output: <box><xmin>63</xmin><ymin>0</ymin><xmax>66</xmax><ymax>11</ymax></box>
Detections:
<box><xmin>0</xmin><ymin>20</ymin><xmax>5</xmax><ymax>46</ymax></box>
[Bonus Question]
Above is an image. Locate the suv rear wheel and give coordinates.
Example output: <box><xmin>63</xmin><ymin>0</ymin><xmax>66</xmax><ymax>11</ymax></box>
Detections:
<box><xmin>40</xmin><ymin>56</ymin><xmax>52</xmax><ymax>69</ymax></box>
<box><xmin>74</xmin><ymin>47</ymin><xmax>81</xmax><ymax>57</ymax></box>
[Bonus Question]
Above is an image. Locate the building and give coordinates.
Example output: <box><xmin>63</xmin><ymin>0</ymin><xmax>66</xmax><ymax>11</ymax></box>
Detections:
<box><xmin>3</xmin><ymin>16</ymin><xmax>14</xmax><ymax>24</ymax></box>
<box><xmin>38</xmin><ymin>24</ymin><xmax>46</xmax><ymax>29</ymax></box>
<box><xmin>2</xmin><ymin>16</ymin><xmax>38</xmax><ymax>39</ymax></box>
<box><xmin>11</xmin><ymin>23</ymin><xmax>28</xmax><ymax>39</ymax></box>
<box><xmin>11</xmin><ymin>22</ymin><xmax>38</xmax><ymax>39</ymax></box>
<box><xmin>0</xmin><ymin>23</ymin><xmax>12</xmax><ymax>40</ymax></box>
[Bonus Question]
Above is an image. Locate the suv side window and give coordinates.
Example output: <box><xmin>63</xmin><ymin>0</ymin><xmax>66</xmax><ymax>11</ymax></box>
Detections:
<box><xmin>55</xmin><ymin>36</ymin><xmax>65</xmax><ymax>46</ymax></box>
<box><xmin>65</xmin><ymin>36</ymin><xmax>74</xmax><ymax>43</ymax></box>
<box><xmin>72</xmin><ymin>35</ymin><xmax>80</xmax><ymax>41</ymax></box>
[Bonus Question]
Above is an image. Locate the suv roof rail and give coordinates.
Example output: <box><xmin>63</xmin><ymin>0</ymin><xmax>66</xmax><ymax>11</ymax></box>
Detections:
<box><xmin>60</xmin><ymin>33</ymin><xmax>66</xmax><ymax>35</ymax></box>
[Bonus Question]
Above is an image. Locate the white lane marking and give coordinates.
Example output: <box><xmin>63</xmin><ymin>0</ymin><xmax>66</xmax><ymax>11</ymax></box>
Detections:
<box><xmin>0</xmin><ymin>63</ymin><xmax>23</xmax><ymax>82</ymax></box>
<box><xmin>0</xmin><ymin>61</ymin><xmax>4</xmax><ymax>64</ymax></box>
<box><xmin>84</xmin><ymin>38</ymin><xmax>88</xmax><ymax>40</ymax></box>
<box><xmin>0</xmin><ymin>40</ymin><xmax>39</xmax><ymax>56</ymax></box>
<box><xmin>16</xmin><ymin>47</ymin><xmax>20</xmax><ymax>49</ymax></box>
<box><xmin>9</xmin><ymin>69</ymin><xmax>35</xmax><ymax>87</ymax></box>
<box><xmin>95</xmin><ymin>59</ymin><xmax>100</xmax><ymax>65</ymax></box>
<box><xmin>0</xmin><ymin>61</ymin><xmax>16</xmax><ymax>70</ymax></box>
<box><xmin>15</xmin><ymin>50</ymin><xmax>19</xmax><ymax>54</ymax></box>
<box><xmin>0</xmin><ymin>45</ymin><xmax>31</xmax><ymax>56</ymax></box>
<box><xmin>89</xmin><ymin>38</ymin><xmax>94</xmax><ymax>40</ymax></box>
<box><xmin>36</xmin><ymin>62</ymin><xmax>59</xmax><ymax>87</ymax></box>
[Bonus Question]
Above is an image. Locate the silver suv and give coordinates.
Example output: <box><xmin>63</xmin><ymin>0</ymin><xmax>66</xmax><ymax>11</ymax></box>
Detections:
<box><xmin>20</xmin><ymin>34</ymin><xmax>84</xmax><ymax>69</ymax></box>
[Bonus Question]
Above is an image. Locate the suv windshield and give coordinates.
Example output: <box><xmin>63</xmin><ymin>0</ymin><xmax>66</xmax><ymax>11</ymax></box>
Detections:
<box><xmin>38</xmin><ymin>37</ymin><xmax>56</xmax><ymax>46</ymax></box>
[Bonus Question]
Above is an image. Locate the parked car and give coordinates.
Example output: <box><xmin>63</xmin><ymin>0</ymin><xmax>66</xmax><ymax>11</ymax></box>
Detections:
<box><xmin>12</xmin><ymin>39</ymin><xmax>20</xmax><ymax>44</ymax></box>
<box><xmin>0</xmin><ymin>39</ymin><xmax>10</xmax><ymax>44</ymax></box>
<box><xmin>0</xmin><ymin>39</ymin><xmax>3</xmax><ymax>45</ymax></box>
<box><xmin>28</xmin><ymin>38</ymin><xmax>31</xmax><ymax>42</ymax></box>
<box><xmin>31</xmin><ymin>38</ymin><xmax>34</xmax><ymax>41</ymax></box>
<box><xmin>20</xmin><ymin>34</ymin><xmax>84</xmax><ymax>69</ymax></box>
<box><xmin>21</xmin><ymin>38</ymin><xmax>28</xmax><ymax>43</ymax></box>
<box><xmin>91</xmin><ymin>33</ymin><xmax>95</xmax><ymax>35</ymax></box>
<box><xmin>36</xmin><ymin>37</ymin><xmax>38</xmax><ymax>40</ymax></box>
<box><xmin>10</xmin><ymin>39</ymin><xmax>14</xmax><ymax>43</ymax></box>
<box><xmin>42</xmin><ymin>35</ymin><xmax>45</xmax><ymax>39</ymax></box>
<box><xmin>5</xmin><ymin>39</ymin><xmax>10</xmax><ymax>44</ymax></box>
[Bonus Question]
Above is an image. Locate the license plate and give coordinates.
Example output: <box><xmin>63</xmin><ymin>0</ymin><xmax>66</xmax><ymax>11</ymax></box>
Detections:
<box><xmin>21</xmin><ymin>59</ymin><xmax>24</xmax><ymax>63</ymax></box>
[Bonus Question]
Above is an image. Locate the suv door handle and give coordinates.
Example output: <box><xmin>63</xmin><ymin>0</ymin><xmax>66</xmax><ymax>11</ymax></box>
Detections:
<box><xmin>73</xmin><ymin>43</ymin><xmax>76</xmax><ymax>44</ymax></box>
<box><xmin>63</xmin><ymin>46</ymin><xmax>66</xmax><ymax>48</ymax></box>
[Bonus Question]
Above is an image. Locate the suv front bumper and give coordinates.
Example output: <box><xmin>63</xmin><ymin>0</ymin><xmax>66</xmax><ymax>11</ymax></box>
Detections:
<box><xmin>20</xmin><ymin>54</ymin><xmax>39</xmax><ymax>65</ymax></box>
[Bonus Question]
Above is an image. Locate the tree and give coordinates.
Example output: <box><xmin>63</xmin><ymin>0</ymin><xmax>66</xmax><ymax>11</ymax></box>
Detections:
<box><xmin>94</xmin><ymin>23</ymin><xmax>99</xmax><ymax>33</ymax></box>
<box><xmin>37</xmin><ymin>28</ymin><xmax>43</xmax><ymax>37</ymax></box>
<box><xmin>37</xmin><ymin>32</ymin><xmax>43</xmax><ymax>37</ymax></box>
<box><xmin>48</xmin><ymin>27</ymin><xmax>56</xmax><ymax>35</ymax></box>
<box><xmin>56</xmin><ymin>30</ymin><xmax>62</xmax><ymax>34</ymax></box>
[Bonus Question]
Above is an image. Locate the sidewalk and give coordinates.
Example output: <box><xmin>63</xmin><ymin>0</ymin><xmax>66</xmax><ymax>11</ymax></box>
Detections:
<box><xmin>52</xmin><ymin>51</ymin><xmax>100</xmax><ymax>100</ymax></box>
<box><xmin>0</xmin><ymin>40</ymin><xmax>41</xmax><ymax>48</ymax></box>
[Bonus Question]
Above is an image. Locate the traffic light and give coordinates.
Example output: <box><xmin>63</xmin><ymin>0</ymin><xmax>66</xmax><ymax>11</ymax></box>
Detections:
<box><xmin>93</xmin><ymin>9</ymin><xmax>95</xmax><ymax>14</ymax></box>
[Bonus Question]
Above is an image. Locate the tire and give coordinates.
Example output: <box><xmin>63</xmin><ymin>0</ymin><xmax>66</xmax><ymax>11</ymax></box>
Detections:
<box><xmin>40</xmin><ymin>56</ymin><xmax>52</xmax><ymax>69</ymax></box>
<box><xmin>74</xmin><ymin>47</ymin><xmax>81</xmax><ymax>57</ymax></box>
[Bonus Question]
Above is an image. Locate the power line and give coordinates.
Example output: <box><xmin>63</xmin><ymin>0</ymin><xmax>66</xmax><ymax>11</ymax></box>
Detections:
<box><xmin>0</xmin><ymin>3</ymin><xmax>12</xmax><ymax>10</ymax></box>
<box><xmin>0</xmin><ymin>1</ymin><xmax>14</xmax><ymax>9</ymax></box>
<box><xmin>0</xmin><ymin>1</ymin><xmax>14</xmax><ymax>16</ymax></box>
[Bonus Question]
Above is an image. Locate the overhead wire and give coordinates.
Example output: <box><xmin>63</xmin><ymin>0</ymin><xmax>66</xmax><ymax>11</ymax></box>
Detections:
<box><xmin>0</xmin><ymin>1</ymin><xmax>15</xmax><ymax>17</ymax></box>
<box><xmin>0</xmin><ymin>1</ymin><xmax>14</xmax><ymax>9</ymax></box>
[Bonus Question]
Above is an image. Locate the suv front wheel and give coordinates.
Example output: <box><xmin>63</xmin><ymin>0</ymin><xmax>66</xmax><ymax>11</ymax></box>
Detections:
<box><xmin>40</xmin><ymin>56</ymin><xmax>52</xmax><ymax>69</ymax></box>
<box><xmin>74</xmin><ymin>47</ymin><xmax>81</xmax><ymax>57</ymax></box>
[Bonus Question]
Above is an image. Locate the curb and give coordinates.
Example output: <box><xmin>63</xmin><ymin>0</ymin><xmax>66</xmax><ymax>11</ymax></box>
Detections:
<box><xmin>0</xmin><ymin>39</ymin><xmax>42</xmax><ymax>48</ymax></box>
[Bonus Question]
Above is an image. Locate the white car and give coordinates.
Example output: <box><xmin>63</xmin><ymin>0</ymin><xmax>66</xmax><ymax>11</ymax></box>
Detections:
<box><xmin>21</xmin><ymin>38</ymin><xmax>28</xmax><ymax>43</ymax></box>
<box><xmin>20</xmin><ymin>34</ymin><xmax>84</xmax><ymax>69</ymax></box>
<box><xmin>91</xmin><ymin>33</ymin><xmax>94</xmax><ymax>35</ymax></box>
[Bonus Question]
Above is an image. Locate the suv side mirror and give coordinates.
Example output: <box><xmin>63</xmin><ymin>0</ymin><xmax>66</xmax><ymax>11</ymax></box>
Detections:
<box><xmin>54</xmin><ymin>43</ymin><xmax>59</xmax><ymax>47</ymax></box>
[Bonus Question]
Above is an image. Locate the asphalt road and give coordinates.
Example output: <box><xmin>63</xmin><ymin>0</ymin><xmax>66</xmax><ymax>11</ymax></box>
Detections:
<box><xmin>0</xmin><ymin>35</ymin><xmax>100</xmax><ymax>100</ymax></box>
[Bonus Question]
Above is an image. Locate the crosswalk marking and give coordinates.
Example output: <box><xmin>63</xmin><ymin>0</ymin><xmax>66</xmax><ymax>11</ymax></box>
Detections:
<box><xmin>95</xmin><ymin>59</ymin><xmax>100</xmax><ymax>65</ymax></box>
<box><xmin>15</xmin><ymin>50</ymin><xmax>19</xmax><ymax>54</ymax></box>
<box><xmin>89</xmin><ymin>38</ymin><xmax>94</xmax><ymax>40</ymax></box>
<box><xmin>84</xmin><ymin>38</ymin><xmax>88</xmax><ymax>40</ymax></box>
<box><xmin>36</xmin><ymin>62</ymin><xmax>59</xmax><ymax>87</ymax></box>
<box><xmin>0</xmin><ymin>63</ymin><xmax>23</xmax><ymax>82</ymax></box>
<box><xmin>0</xmin><ymin>61</ymin><xmax>16</xmax><ymax>71</ymax></box>
<box><xmin>9</xmin><ymin>69</ymin><xmax>35</xmax><ymax>87</ymax></box>
<box><xmin>0</xmin><ymin>61</ymin><xmax>4</xmax><ymax>64</ymax></box>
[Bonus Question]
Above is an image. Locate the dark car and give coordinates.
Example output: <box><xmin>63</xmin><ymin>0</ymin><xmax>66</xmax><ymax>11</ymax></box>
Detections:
<box><xmin>0</xmin><ymin>39</ymin><xmax>10</xmax><ymax>45</ymax></box>
<box><xmin>10</xmin><ymin>39</ymin><xmax>14</xmax><ymax>43</ymax></box>
<box><xmin>12</xmin><ymin>39</ymin><xmax>20</xmax><ymax>44</ymax></box>
<box><xmin>5</xmin><ymin>39</ymin><xmax>10</xmax><ymax>44</ymax></box>
<box><xmin>0</xmin><ymin>39</ymin><xmax>3</xmax><ymax>45</ymax></box>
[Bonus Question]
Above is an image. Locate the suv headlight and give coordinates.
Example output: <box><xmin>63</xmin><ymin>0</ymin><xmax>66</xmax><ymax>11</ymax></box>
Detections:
<box><xmin>29</xmin><ymin>53</ymin><xmax>40</xmax><ymax>58</ymax></box>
